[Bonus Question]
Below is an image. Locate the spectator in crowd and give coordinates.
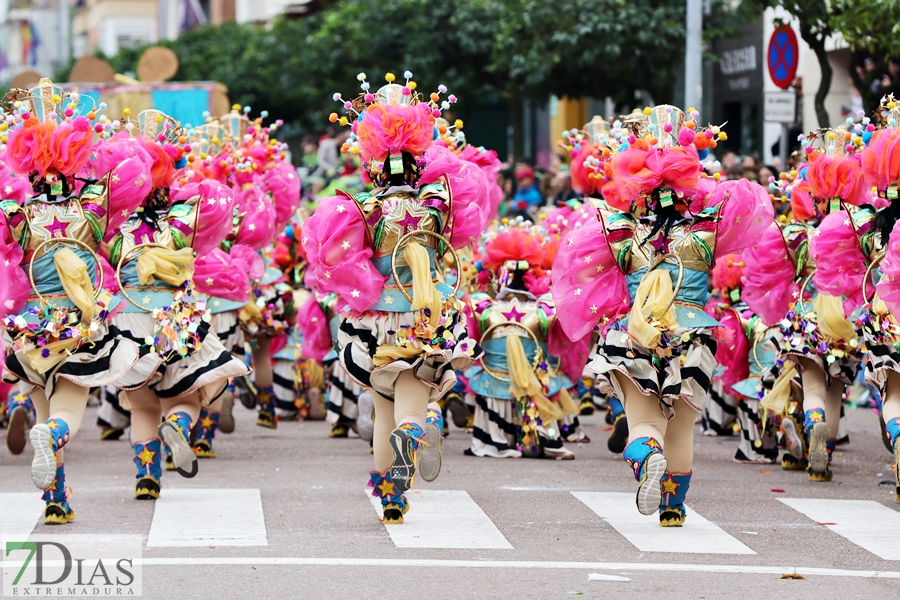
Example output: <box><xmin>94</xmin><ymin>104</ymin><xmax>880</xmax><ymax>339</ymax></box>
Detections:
<box><xmin>757</xmin><ymin>165</ymin><xmax>775</xmax><ymax>185</ymax></box>
<box><xmin>511</xmin><ymin>167</ymin><xmax>543</xmax><ymax>214</ymax></box>
<box><xmin>878</xmin><ymin>57</ymin><xmax>900</xmax><ymax>99</ymax></box>
<box><xmin>316</xmin><ymin>127</ymin><xmax>341</xmax><ymax>175</ymax></box>
<box><xmin>551</xmin><ymin>170</ymin><xmax>579</xmax><ymax>206</ymax></box>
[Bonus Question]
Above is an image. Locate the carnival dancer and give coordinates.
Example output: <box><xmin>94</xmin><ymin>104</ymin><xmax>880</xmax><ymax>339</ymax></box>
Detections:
<box><xmin>743</xmin><ymin>128</ymin><xmax>869</xmax><ymax>481</ymax></box>
<box><xmin>560</xmin><ymin>117</ymin><xmax>630</xmax><ymax>450</ymax></box>
<box><xmin>105</xmin><ymin>110</ymin><xmax>249</xmax><ymax>499</ymax></box>
<box><xmin>303</xmin><ymin>72</ymin><xmax>483</xmax><ymax>523</ymax></box>
<box><xmin>706</xmin><ymin>255</ymin><xmax>779</xmax><ymax>463</ymax></box>
<box><xmin>0</xmin><ymin>80</ymin><xmax>151</xmax><ymax>523</ymax></box>
<box><xmin>553</xmin><ymin>105</ymin><xmax>773</xmax><ymax>525</ymax></box>
<box><xmin>225</xmin><ymin>109</ymin><xmax>300</xmax><ymax>428</ymax></box>
<box><xmin>465</xmin><ymin>225</ymin><xmax>580</xmax><ymax>459</ymax></box>
<box><xmin>808</xmin><ymin>99</ymin><xmax>900</xmax><ymax>498</ymax></box>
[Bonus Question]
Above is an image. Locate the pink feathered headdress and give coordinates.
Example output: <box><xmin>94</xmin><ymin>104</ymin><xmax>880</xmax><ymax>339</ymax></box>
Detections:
<box><xmin>609</xmin><ymin>144</ymin><xmax>701</xmax><ymax>209</ymax></box>
<box><xmin>804</xmin><ymin>151</ymin><xmax>869</xmax><ymax>208</ymax></box>
<box><xmin>355</xmin><ymin>103</ymin><xmax>435</xmax><ymax>164</ymax></box>
<box><xmin>483</xmin><ymin>229</ymin><xmax>545</xmax><ymax>272</ymax></box>
<box><xmin>5</xmin><ymin>115</ymin><xmax>93</xmax><ymax>178</ymax></box>
<box><xmin>862</xmin><ymin>128</ymin><xmax>900</xmax><ymax>194</ymax></box>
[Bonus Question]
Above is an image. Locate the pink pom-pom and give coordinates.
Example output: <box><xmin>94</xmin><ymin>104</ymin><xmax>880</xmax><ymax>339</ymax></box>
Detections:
<box><xmin>432</xmin><ymin>108</ymin><xmax>441</xmax><ymax>117</ymax></box>
<box><xmin>364</xmin><ymin>93</ymin><xmax>374</xmax><ymax>103</ymax></box>
<box><xmin>663</xmin><ymin>123</ymin><xmax>673</xmax><ymax>133</ymax></box>
<box><xmin>627</xmin><ymin>134</ymin><xmax>637</xmax><ymax>144</ymax></box>
<box><xmin>677</xmin><ymin>128</ymin><xmax>696</xmax><ymax>147</ymax></box>
<box><xmin>401</xmin><ymin>86</ymin><xmax>411</xmax><ymax>95</ymax></box>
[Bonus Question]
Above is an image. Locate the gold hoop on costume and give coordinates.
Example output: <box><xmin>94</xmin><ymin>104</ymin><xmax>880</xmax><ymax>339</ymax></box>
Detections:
<box><xmin>751</xmin><ymin>326</ymin><xmax>778</xmax><ymax>372</ymax></box>
<box><xmin>28</xmin><ymin>237</ymin><xmax>104</xmax><ymax>302</ymax></box>
<box><xmin>862</xmin><ymin>255</ymin><xmax>884</xmax><ymax>304</ymax></box>
<box><xmin>796</xmin><ymin>269</ymin><xmax>817</xmax><ymax>314</ymax></box>
<box><xmin>478</xmin><ymin>321</ymin><xmax>542</xmax><ymax>382</ymax></box>
<box><xmin>646</xmin><ymin>253</ymin><xmax>685</xmax><ymax>316</ymax></box>
<box><xmin>115</xmin><ymin>242</ymin><xmax>172</xmax><ymax>312</ymax></box>
<box><xmin>389</xmin><ymin>229</ymin><xmax>460</xmax><ymax>303</ymax></box>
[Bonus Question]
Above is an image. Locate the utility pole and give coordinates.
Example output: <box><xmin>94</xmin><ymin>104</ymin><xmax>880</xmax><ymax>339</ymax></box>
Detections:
<box><xmin>57</xmin><ymin>0</ymin><xmax>69</xmax><ymax>70</ymax></box>
<box><xmin>684</xmin><ymin>0</ymin><xmax>702</xmax><ymax>113</ymax></box>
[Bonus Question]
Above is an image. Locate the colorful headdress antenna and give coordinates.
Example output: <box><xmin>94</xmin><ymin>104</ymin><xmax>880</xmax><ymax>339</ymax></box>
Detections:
<box><xmin>583</xmin><ymin>116</ymin><xmax>610</xmax><ymax>145</ymax></box>
<box><xmin>434</xmin><ymin>117</ymin><xmax>466</xmax><ymax>152</ymax></box>
<box><xmin>137</xmin><ymin>109</ymin><xmax>181</xmax><ymax>145</ymax></box>
<box><xmin>220</xmin><ymin>105</ymin><xmax>249</xmax><ymax>142</ymax></box>
<box><xmin>329</xmin><ymin>71</ymin><xmax>456</xmax><ymax>186</ymax></box>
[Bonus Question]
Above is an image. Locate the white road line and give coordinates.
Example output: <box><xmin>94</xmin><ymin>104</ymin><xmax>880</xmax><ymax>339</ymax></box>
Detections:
<box><xmin>779</xmin><ymin>498</ymin><xmax>900</xmax><ymax>560</ymax></box>
<box><xmin>146</xmin><ymin>488</ymin><xmax>267</xmax><ymax>547</ymax></box>
<box><xmin>105</xmin><ymin>558</ymin><xmax>898</xmax><ymax>578</ymax></box>
<box><xmin>572</xmin><ymin>492</ymin><xmax>755</xmax><ymax>555</ymax></box>
<box><xmin>0</xmin><ymin>493</ymin><xmax>44</xmax><ymax>538</ymax></box>
<box><xmin>367</xmin><ymin>489</ymin><xmax>513</xmax><ymax>549</ymax></box>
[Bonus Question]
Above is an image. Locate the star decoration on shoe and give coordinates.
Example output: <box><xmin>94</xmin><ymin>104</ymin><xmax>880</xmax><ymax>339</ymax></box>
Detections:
<box><xmin>642</xmin><ymin>438</ymin><xmax>662</xmax><ymax>451</ymax></box>
<box><xmin>661</xmin><ymin>475</ymin><xmax>680</xmax><ymax>497</ymax></box>
<box><xmin>200</xmin><ymin>415</ymin><xmax>215</xmax><ymax>429</ymax></box>
<box><xmin>136</xmin><ymin>446</ymin><xmax>157</xmax><ymax>467</ymax></box>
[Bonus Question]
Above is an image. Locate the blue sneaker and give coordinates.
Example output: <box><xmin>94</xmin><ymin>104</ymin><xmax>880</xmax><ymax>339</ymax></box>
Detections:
<box><xmin>134</xmin><ymin>438</ymin><xmax>163</xmax><ymax>499</ymax></box>
<box><xmin>659</xmin><ymin>471</ymin><xmax>692</xmax><ymax>527</ymax></box>
<box><xmin>624</xmin><ymin>436</ymin><xmax>667</xmax><ymax>515</ymax></box>
<box><xmin>42</xmin><ymin>464</ymin><xmax>75</xmax><ymax>524</ymax></box>
<box><xmin>369</xmin><ymin>470</ymin><xmax>409</xmax><ymax>524</ymax></box>
<box><xmin>388</xmin><ymin>423</ymin><xmax>424</xmax><ymax>493</ymax></box>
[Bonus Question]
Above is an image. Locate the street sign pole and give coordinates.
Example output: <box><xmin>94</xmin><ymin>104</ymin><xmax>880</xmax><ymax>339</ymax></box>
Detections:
<box><xmin>780</xmin><ymin>122</ymin><xmax>789</xmax><ymax>171</ymax></box>
<box><xmin>685</xmin><ymin>0</ymin><xmax>702</xmax><ymax>112</ymax></box>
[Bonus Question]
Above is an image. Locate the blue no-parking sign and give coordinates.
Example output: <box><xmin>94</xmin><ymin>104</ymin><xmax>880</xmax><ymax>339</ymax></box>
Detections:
<box><xmin>767</xmin><ymin>25</ymin><xmax>798</xmax><ymax>89</ymax></box>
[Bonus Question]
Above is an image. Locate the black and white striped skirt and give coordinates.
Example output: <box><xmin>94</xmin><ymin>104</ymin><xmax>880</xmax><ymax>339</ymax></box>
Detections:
<box><xmin>5</xmin><ymin>323</ymin><xmax>140</xmax><ymax>400</ymax></box>
<box><xmin>337</xmin><ymin>310</ymin><xmax>480</xmax><ymax>402</ymax></box>
<box><xmin>326</xmin><ymin>361</ymin><xmax>361</xmax><ymax>423</ymax></box>
<box><xmin>587</xmin><ymin>326</ymin><xmax>718</xmax><ymax>420</ymax></box>
<box><xmin>113</xmin><ymin>313</ymin><xmax>250</xmax><ymax>404</ymax></box>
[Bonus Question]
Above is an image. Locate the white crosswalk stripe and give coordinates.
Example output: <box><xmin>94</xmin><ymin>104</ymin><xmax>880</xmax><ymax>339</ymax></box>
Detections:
<box><xmin>146</xmin><ymin>488</ymin><xmax>268</xmax><ymax>547</ymax></box>
<box><xmin>367</xmin><ymin>489</ymin><xmax>513</xmax><ymax>549</ymax></box>
<box><xmin>572</xmin><ymin>491</ymin><xmax>756</xmax><ymax>555</ymax></box>
<box><xmin>0</xmin><ymin>493</ymin><xmax>44</xmax><ymax>539</ymax></box>
<box><xmin>779</xmin><ymin>498</ymin><xmax>900</xmax><ymax>561</ymax></box>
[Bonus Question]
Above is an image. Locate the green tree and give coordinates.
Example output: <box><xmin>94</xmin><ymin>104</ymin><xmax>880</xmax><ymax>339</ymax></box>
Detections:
<box><xmin>831</xmin><ymin>0</ymin><xmax>900</xmax><ymax>114</ymax></box>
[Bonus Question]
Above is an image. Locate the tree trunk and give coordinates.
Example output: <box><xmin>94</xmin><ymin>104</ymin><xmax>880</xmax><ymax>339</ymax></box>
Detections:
<box><xmin>798</xmin><ymin>24</ymin><xmax>833</xmax><ymax>129</ymax></box>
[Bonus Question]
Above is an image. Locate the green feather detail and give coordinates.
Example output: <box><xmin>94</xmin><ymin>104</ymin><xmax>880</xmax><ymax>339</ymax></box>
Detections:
<box><xmin>108</xmin><ymin>236</ymin><xmax>123</xmax><ymax>268</ymax></box>
<box><xmin>692</xmin><ymin>233</ymin><xmax>713</xmax><ymax>265</ymax></box>
<box><xmin>83</xmin><ymin>210</ymin><xmax>103</xmax><ymax>243</ymax></box>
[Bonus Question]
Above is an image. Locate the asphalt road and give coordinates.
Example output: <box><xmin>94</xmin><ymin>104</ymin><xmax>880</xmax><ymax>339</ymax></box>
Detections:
<box><xmin>1</xmin><ymin>404</ymin><xmax>898</xmax><ymax>599</ymax></box>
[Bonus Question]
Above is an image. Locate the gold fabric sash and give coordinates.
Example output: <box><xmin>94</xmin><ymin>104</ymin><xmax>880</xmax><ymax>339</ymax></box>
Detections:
<box><xmin>135</xmin><ymin>247</ymin><xmax>195</xmax><ymax>287</ymax></box>
<box><xmin>628</xmin><ymin>268</ymin><xmax>677</xmax><ymax>349</ymax></box>
<box><xmin>508</xmin><ymin>334</ymin><xmax>563</xmax><ymax>422</ymax></box>
<box><xmin>404</xmin><ymin>241</ymin><xmax>443</xmax><ymax>326</ymax></box>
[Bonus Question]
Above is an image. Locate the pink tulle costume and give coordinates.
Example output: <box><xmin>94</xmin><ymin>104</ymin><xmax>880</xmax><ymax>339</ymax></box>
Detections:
<box><xmin>1</xmin><ymin>82</ymin><xmax>152</xmax><ymax>398</ymax></box>
<box><xmin>104</xmin><ymin>110</ymin><xmax>248</xmax><ymax>400</ymax></box>
<box><xmin>552</xmin><ymin>109</ymin><xmax>773</xmax><ymax>419</ymax></box>
<box><xmin>809</xmin><ymin>122</ymin><xmax>900</xmax><ymax>394</ymax></box>
<box><xmin>744</xmin><ymin>146</ymin><xmax>869</xmax><ymax>387</ymax></box>
<box><xmin>302</xmin><ymin>82</ymin><xmax>482</xmax><ymax>401</ymax></box>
